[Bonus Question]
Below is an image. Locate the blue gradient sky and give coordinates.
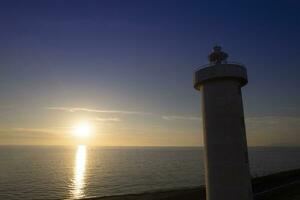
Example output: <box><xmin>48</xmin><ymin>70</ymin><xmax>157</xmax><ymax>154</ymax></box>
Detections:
<box><xmin>0</xmin><ymin>0</ymin><xmax>299</xmax><ymax>146</ymax></box>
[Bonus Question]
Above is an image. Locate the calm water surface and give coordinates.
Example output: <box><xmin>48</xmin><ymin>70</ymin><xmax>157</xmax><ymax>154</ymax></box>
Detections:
<box><xmin>0</xmin><ymin>146</ymin><xmax>300</xmax><ymax>199</ymax></box>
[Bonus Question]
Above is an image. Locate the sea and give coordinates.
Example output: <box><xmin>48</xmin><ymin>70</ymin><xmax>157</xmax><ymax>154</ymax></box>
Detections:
<box><xmin>0</xmin><ymin>146</ymin><xmax>300</xmax><ymax>200</ymax></box>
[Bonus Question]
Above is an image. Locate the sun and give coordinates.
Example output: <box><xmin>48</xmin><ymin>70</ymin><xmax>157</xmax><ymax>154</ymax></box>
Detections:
<box><xmin>72</xmin><ymin>121</ymin><xmax>92</xmax><ymax>138</ymax></box>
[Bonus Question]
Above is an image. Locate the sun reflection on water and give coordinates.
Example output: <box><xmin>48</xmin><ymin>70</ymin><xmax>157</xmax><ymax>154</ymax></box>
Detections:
<box><xmin>71</xmin><ymin>145</ymin><xmax>87</xmax><ymax>199</ymax></box>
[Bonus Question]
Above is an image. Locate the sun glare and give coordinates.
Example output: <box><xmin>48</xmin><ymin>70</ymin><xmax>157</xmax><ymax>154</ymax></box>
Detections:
<box><xmin>72</xmin><ymin>121</ymin><xmax>92</xmax><ymax>138</ymax></box>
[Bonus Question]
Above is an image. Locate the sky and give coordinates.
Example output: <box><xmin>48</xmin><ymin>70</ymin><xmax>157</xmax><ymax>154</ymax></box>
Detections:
<box><xmin>0</xmin><ymin>0</ymin><xmax>299</xmax><ymax>146</ymax></box>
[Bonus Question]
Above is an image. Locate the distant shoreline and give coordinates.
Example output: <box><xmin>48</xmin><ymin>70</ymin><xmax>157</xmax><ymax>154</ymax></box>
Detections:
<box><xmin>82</xmin><ymin>168</ymin><xmax>300</xmax><ymax>200</ymax></box>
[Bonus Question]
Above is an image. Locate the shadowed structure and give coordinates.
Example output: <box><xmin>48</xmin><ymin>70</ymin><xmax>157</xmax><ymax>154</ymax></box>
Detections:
<box><xmin>194</xmin><ymin>46</ymin><xmax>253</xmax><ymax>200</ymax></box>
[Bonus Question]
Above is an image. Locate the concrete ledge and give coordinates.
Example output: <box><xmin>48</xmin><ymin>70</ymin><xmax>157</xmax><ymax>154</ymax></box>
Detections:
<box><xmin>83</xmin><ymin>168</ymin><xmax>300</xmax><ymax>200</ymax></box>
<box><xmin>193</xmin><ymin>64</ymin><xmax>248</xmax><ymax>90</ymax></box>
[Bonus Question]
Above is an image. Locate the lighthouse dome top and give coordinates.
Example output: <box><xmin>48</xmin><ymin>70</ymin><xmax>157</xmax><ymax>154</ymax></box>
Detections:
<box><xmin>208</xmin><ymin>45</ymin><xmax>228</xmax><ymax>64</ymax></box>
<box><xmin>193</xmin><ymin>46</ymin><xmax>248</xmax><ymax>90</ymax></box>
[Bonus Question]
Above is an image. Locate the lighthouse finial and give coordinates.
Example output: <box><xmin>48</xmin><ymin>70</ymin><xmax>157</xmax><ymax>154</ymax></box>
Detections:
<box><xmin>208</xmin><ymin>45</ymin><xmax>228</xmax><ymax>64</ymax></box>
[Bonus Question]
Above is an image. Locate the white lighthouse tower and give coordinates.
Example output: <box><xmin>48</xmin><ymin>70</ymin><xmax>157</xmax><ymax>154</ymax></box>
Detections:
<box><xmin>194</xmin><ymin>46</ymin><xmax>253</xmax><ymax>200</ymax></box>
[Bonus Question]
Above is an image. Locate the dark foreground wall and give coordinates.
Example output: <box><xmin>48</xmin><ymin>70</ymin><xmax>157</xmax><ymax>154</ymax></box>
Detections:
<box><xmin>253</xmin><ymin>169</ymin><xmax>300</xmax><ymax>200</ymax></box>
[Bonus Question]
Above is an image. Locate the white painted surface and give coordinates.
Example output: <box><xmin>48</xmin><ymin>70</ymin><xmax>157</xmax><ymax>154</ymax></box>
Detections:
<box><xmin>194</xmin><ymin>64</ymin><xmax>253</xmax><ymax>200</ymax></box>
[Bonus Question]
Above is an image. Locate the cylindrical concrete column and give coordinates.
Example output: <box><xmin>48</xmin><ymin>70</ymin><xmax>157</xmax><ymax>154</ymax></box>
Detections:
<box><xmin>194</xmin><ymin>47</ymin><xmax>253</xmax><ymax>200</ymax></box>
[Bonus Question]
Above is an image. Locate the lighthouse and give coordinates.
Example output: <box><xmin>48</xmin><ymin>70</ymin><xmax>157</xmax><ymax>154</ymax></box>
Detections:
<box><xmin>194</xmin><ymin>46</ymin><xmax>253</xmax><ymax>200</ymax></box>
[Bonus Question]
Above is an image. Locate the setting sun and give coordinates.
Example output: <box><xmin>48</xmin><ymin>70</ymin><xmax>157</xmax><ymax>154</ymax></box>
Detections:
<box><xmin>72</xmin><ymin>122</ymin><xmax>92</xmax><ymax>138</ymax></box>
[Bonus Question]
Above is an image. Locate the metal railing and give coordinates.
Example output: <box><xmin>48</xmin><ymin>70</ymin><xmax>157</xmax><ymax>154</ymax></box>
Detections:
<box><xmin>194</xmin><ymin>61</ymin><xmax>245</xmax><ymax>72</ymax></box>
